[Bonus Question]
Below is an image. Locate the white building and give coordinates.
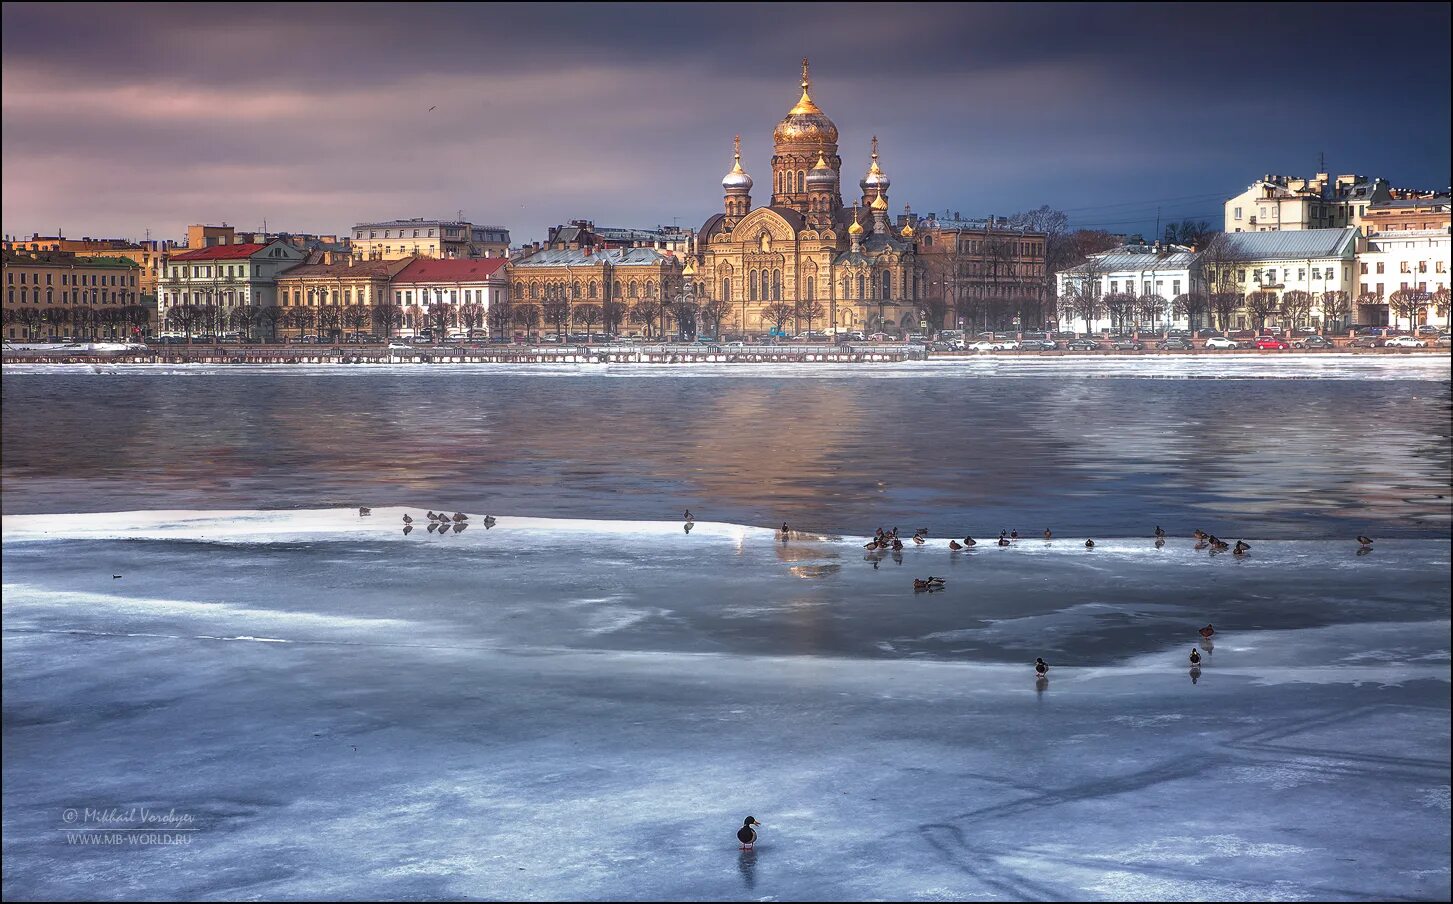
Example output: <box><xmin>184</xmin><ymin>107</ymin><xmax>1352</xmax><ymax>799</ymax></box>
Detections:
<box><xmin>1224</xmin><ymin>173</ymin><xmax>1387</xmax><ymax>233</ymax></box>
<box><xmin>1360</xmin><ymin>234</ymin><xmax>1451</xmax><ymax>329</ymax></box>
<box><xmin>1204</xmin><ymin>228</ymin><xmax>1360</xmax><ymax>331</ymax></box>
<box><xmin>390</xmin><ymin>257</ymin><xmax>509</xmax><ymax>336</ymax></box>
<box><xmin>159</xmin><ymin>240</ymin><xmax>306</xmax><ymax>325</ymax></box>
<box><xmin>1055</xmin><ymin>243</ymin><xmax>1202</xmax><ymax>333</ymax></box>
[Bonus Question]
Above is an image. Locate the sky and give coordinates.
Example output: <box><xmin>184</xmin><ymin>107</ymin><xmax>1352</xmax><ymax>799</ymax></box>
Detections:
<box><xmin>2</xmin><ymin>2</ymin><xmax>1449</xmax><ymax>246</ymax></box>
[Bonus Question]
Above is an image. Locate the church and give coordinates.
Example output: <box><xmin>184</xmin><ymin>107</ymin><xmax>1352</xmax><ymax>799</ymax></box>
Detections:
<box><xmin>691</xmin><ymin>60</ymin><xmax>920</xmax><ymax>336</ymax></box>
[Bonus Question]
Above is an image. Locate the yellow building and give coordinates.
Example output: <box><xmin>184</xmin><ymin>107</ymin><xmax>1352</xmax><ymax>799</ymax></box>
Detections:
<box><xmin>692</xmin><ymin>60</ymin><xmax>919</xmax><ymax>337</ymax></box>
<box><xmin>351</xmin><ymin>219</ymin><xmax>510</xmax><ymax>261</ymax></box>
<box><xmin>4</xmin><ymin>250</ymin><xmax>145</xmax><ymax>340</ymax></box>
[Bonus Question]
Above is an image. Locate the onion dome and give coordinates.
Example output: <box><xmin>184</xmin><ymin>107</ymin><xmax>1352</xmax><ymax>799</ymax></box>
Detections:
<box><xmin>847</xmin><ymin>203</ymin><xmax>864</xmax><ymax>236</ymax></box>
<box><xmin>901</xmin><ymin>222</ymin><xmax>915</xmax><ymax>238</ymax></box>
<box><xmin>722</xmin><ymin>134</ymin><xmax>753</xmax><ymax>193</ymax></box>
<box><xmin>806</xmin><ymin>149</ymin><xmax>835</xmax><ymax>189</ymax></box>
<box><xmin>859</xmin><ymin>136</ymin><xmax>890</xmax><ymax>195</ymax></box>
<box><xmin>774</xmin><ymin>59</ymin><xmax>839</xmax><ymax>147</ymax></box>
<box><xmin>870</xmin><ymin>192</ymin><xmax>888</xmax><ymax>212</ymax></box>
<box><xmin>682</xmin><ymin>257</ymin><xmax>697</xmax><ymax>276</ymax></box>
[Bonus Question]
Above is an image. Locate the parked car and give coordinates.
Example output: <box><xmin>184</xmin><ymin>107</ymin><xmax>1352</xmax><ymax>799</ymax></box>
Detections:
<box><xmin>1067</xmin><ymin>339</ymin><xmax>1099</xmax><ymax>351</ymax></box>
<box><xmin>1020</xmin><ymin>339</ymin><xmax>1057</xmax><ymax>350</ymax></box>
<box><xmin>387</xmin><ymin>342</ymin><xmax>412</xmax><ymax>351</ymax></box>
<box><xmin>1158</xmin><ymin>338</ymin><xmax>1194</xmax><ymax>350</ymax></box>
<box><xmin>1204</xmin><ymin>336</ymin><xmax>1240</xmax><ymax>349</ymax></box>
<box><xmin>1291</xmin><ymin>335</ymin><xmax>1335</xmax><ymax>349</ymax></box>
<box><xmin>1052</xmin><ymin>331</ymin><xmax>1078</xmax><ymax>340</ymax></box>
<box><xmin>1197</xmin><ymin>329</ymin><xmax>1225</xmax><ymax>338</ymax></box>
<box><xmin>993</xmin><ymin>339</ymin><xmax>1021</xmax><ymax>350</ymax></box>
<box><xmin>1384</xmin><ymin>336</ymin><xmax>1427</xmax><ymax>348</ymax></box>
<box><xmin>1348</xmin><ymin>336</ymin><xmax>1384</xmax><ymax>348</ymax></box>
<box><xmin>1437</xmin><ymin>333</ymin><xmax>1452</xmax><ymax>348</ymax></box>
<box><xmin>1253</xmin><ymin>336</ymin><xmax>1290</xmax><ymax>349</ymax></box>
<box><xmin>967</xmin><ymin>340</ymin><xmax>998</xmax><ymax>352</ymax></box>
<box><xmin>1166</xmin><ymin>329</ymin><xmax>1192</xmax><ymax>338</ymax></box>
<box><xmin>1414</xmin><ymin>325</ymin><xmax>1439</xmax><ymax>336</ymax></box>
<box><xmin>1109</xmin><ymin>339</ymin><xmax>1143</xmax><ymax>351</ymax></box>
<box><xmin>866</xmin><ymin>332</ymin><xmax>893</xmax><ymax>342</ymax></box>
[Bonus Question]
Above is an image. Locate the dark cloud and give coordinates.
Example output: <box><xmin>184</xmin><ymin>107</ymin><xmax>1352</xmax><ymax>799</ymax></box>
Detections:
<box><xmin>3</xmin><ymin>2</ymin><xmax>1448</xmax><ymax>243</ymax></box>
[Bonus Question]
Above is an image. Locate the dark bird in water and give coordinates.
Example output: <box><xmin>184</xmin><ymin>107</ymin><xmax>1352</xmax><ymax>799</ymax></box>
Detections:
<box><xmin>1193</xmin><ymin>529</ymin><xmax>1208</xmax><ymax>541</ymax></box>
<box><xmin>1043</xmin><ymin>528</ymin><xmax>1052</xmax><ymax>540</ymax></box>
<box><xmin>1199</xmin><ymin>624</ymin><xmax>1215</xmax><ymax>639</ymax></box>
<box><xmin>1035</xmin><ymin>657</ymin><xmax>1048</xmax><ymax>677</ymax></box>
<box><xmin>913</xmin><ymin>534</ymin><xmax>926</xmax><ymax>545</ymax></box>
<box><xmin>427</xmin><ymin>511</ymin><xmax>438</xmax><ymax>521</ymax></box>
<box><xmin>1085</xmin><ymin>539</ymin><xmax>1095</xmax><ymax>548</ymax></box>
<box><xmin>358</xmin><ymin>507</ymin><xmax>371</xmax><ymax>516</ymax></box>
<box><xmin>1233</xmin><ymin>540</ymin><xmax>1250</xmax><ymax>555</ymax></box>
<box><xmin>482</xmin><ymin>515</ymin><xmax>497</xmax><ymax>526</ymax></box>
<box><xmin>427</xmin><ymin>522</ymin><xmax>438</xmax><ymax>533</ymax></box>
<box><xmin>453</xmin><ymin>522</ymin><xmax>466</xmax><ymax>533</ymax></box>
<box><xmin>891</xmin><ymin>538</ymin><xmax>904</xmax><ymax>550</ymax></box>
<box><xmin>1357</xmin><ymin>535</ymin><xmax>1373</xmax><ymax>547</ymax></box>
<box><xmin>864</xmin><ymin>539</ymin><xmax>878</xmax><ymax>549</ymax></box>
<box><xmin>781</xmin><ymin>522</ymin><xmax>790</xmax><ymax>537</ymax></box>
<box><xmin>403</xmin><ymin>525</ymin><xmax>413</xmax><ymax>535</ymax></box>
<box><xmin>453</xmin><ymin>512</ymin><xmax>468</xmax><ymax>522</ymax></box>
<box><xmin>1189</xmin><ymin>648</ymin><xmax>1202</xmax><ymax>666</ymax></box>
<box><xmin>963</xmin><ymin>536</ymin><xmax>976</xmax><ymax>547</ymax></box>
<box><xmin>1154</xmin><ymin>525</ymin><xmax>1165</xmax><ymax>538</ymax></box>
<box><xmin>112</xmin><ymin>574</ymin><xmax>122</xmax><ymax>579</ymax></box>
<box><xmin>1210</xmin><ymin>536</ymin><xmax>1230</xmax><ymax>551</ymax></box>
<box><xmin>949</xmin><ymin>540</ymin><xmax>963</xmax><ymax>550</ymax></box>
<box><xmin>402</xmin><ymin>514</ymin><xmax>414</xmax><ymax>524</ymax></box>
<box><xmin>737</xmin><ymin>816</ymin><xmax>761</xmax><ymax>849</ymax></box>
<box><xmin>1154</xmin><ymin>538</ymin><xmax>1165</xmax><ymax>549</ymax></box>
<box><xmin>997</xmin><ymin>536</ymin><xmax>1010</xmax><ymax>547</ymax></box>
<box><xmin>913</xmin><ymin>577</ymin><xmax>946</xmax><ymax>592</ymax></box>
<box><xmin>1010</xmin><ymin>529</ymin><xmax>1018</xmax><ymax>539</ymax></box>
<box><xmin>684</xmin><ymin>509</ymin><xmax>693</xmax><ymax>522</ymax></box>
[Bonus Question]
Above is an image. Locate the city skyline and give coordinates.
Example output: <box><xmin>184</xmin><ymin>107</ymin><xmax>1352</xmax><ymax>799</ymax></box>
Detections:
<box><xmin>2</xmin><ymin>2</ymin><xmax>1449</xmax><ymax>244</ymax></box>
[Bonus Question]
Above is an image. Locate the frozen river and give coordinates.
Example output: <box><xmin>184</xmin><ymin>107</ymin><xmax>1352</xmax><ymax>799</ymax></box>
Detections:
<box><xmin>2</xmin><ymin>358</ymin><xmax>1449</xmax><ymax>900</ymax></box>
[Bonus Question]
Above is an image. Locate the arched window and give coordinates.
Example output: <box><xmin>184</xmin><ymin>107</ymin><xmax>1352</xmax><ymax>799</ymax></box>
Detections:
<box><xmin>530</xmin><ymin>283</ymin><xmax>539</xmax><ymax>299</ymax></box>
<box><xmin>806</xmin><ymin>276</ymin><xmax>815</xmax><ymax>300</ymax></box>
<box><xmin>613</xmin><ymin>280</ymin><xmax>622</xmax><ymax>298</ymax></box>
<box><xmin>772</xmin><ymin>269</ymin><xmax>782</xmax><ymax>301</ymax></box>
<box><xmin>629</xmin><ymin>280</ymin><xmax>639</xmax><ymax>298</ymax></box>
<box><xmin>797</xmin><ymin>171</ymin><xmax>805</xmax><ymax>193</ymax></box>
<box><xmin>46</xmin><ymin>288</ymin><xmax>52</xmax><ymax>304</ymax></box>
<box><xmin>882</xmin><ymin>271</ymin><xmax>892</xmax><ymax>300</ymax></box>
<box><xmin>645</xmin><ymin>279</ymin><xmax>655</xmax><ymax>298</ymax></box>
<box><xmin>749</xmin><ymin>271</ymin><xmax>758</xmax><ymax>301</ymax></box>
<box><xmin>722</xmin><ymin>277</ymin><xmax>731</xmax><ymax>302</ymax></box>
<box><xmin>857</xmin><ymin>274</ymin><xmax>865</xmax><ymax>298</ymax></box>
<box><xmin>589</xmin><ymin>280</ymin><xmax>598</xmax><ymax>299</ymax></box>
<box><xmin>571</xmin><ymin>281</ymin><xmax>581</xmax><ymax>299</ymax></box>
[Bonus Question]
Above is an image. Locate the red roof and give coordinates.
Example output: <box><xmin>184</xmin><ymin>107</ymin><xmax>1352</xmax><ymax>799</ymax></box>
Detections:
<box><xmin>169</xmin><ymin>243</ymin><xmax>271</xmax><ymax>261</ymax></box>
<box><xmin>391</xmin><ymin>257</ymin><xmax>508</xmax><ymax>284</ymax></box>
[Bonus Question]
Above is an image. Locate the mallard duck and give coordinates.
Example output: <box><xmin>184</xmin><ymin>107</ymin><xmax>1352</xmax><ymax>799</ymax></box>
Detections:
<box><xmin>1010</xmin><ymin>529</ymin><xmax>1018</xmax><ymax>539</ymax></box>
<box><xmin>684</xmin><ymin>509</ymin><xmax>694</xmax><ymax>522</ymax></box>
<box><xmin>1198</xmin><ymin>624</ymin><xmax>1215</xmax><ymax>639</ymax></box>
<box><xmin>1193</xmin><ymin>529</ymin><xmax>1207</xmax><ymax>541</ymax></box>
<box><xmin>1189</xmin><ymin>648</ymin><xmax>1201</xmax><ymax>666</ymax></box>
<box><xmin>358</xmin><ymin>507</ymin><xmax>371</xmax><ymax>516</ymax></box>
<box><xmin>1154</xmin><ymin>525</ymin><xmax>1165</xmax><ymax>538</ymax></box>
<box><xmin>891</xmin><ymin>538</ymin><xmax>904</xmax><ymax>550</ymax></box>
<box><xmin>452</xmin><ymin>512</ymin><xmax>468</xmax><ymax>522</ymax></box>
<box><xmin>997</xmin><ymin>536</ymin><xmax>1010</xmax><ymax>547</ymax></box>
<box><xmin>427</xmin><ymin>511</ymin><xmax>439</xmax><ymax>521</ymax></box>
<box><xmin>963</xmin><ymin>536</ymin><xmax>976</xmax><ymax>547</ymax></box>
<box><xmin>1084</xmin><ymin>539</ymin><xmax>1095</xmax><ymax>548</ymax></box>
<box><xmin>1043</xmin><ymin>528</ymin><xmax>1052</xmax><ymax>540</ymax></box>
<box><xmin>1034</xmin><ymin>657</ymin><xmax>1048</xmax><ymax>677</ymax></box>
<box><xmin>1357</xmin><ymin>535</ymin><xmax>1373</xmax><ymax>547</ymax></box>
<box><xmin>737</xmin><ymin>816</ymin><xmax>761</xmax><ymax>849</ymax></box>
<box><xmin>402</xmin><ymin>514</ymin><xmax>414</xmax><ymax>524</ymax></box>
<box><xmin>913</xmin><ymin>535</ymin><xmax>925</xmax><ymax>545</ymax></box>
<box><xmin>1233</xmin><ymin>540</ymin><xmax>1250</xmax><ymax>555</ymax></box>
<box><xmin>949</xmin><ymin>540</ymin><xmax>963</xmax><ymax>550</ymax></box>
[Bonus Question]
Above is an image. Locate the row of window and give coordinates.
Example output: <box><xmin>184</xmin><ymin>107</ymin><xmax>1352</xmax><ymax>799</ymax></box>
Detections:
<box><xmin>1107</xmin><ymin>280</ymin><xmax>1184</xmax><ymax>297</ymax></box>
<box><xmin>1359</xmin><ymin>283</ymin><xmax>1440</xmax><ymax>297</ymax></box>
<box><xmin>8</xmin><ymin>270</ymin><xmax>135</xmax><ymax>287</ymax></box>
<box><xmin>512</xmin><ymin>279</ymin><xmax>655</xmax><ymax>301</ymax></box>
<box><xmin>358</xmin><ymin>229</ymin><xmax>437</xmax><ymax>240</ymax></box>
<box><xmin>6</xmin><ymin>288</ymin><xmax>136</xmax><ymax>305</ymax></box>
<box><xmin>1360</xmin><ymin>260</ymin><xmax>1445</xmax><ymax>274</ymax></box>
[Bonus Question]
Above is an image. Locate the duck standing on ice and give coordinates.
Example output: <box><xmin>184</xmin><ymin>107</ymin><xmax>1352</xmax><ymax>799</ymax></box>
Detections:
<box><xmin>737</xmin><ymin>816</ymin><xmax>762</xmax><ymax>850</ymax></box>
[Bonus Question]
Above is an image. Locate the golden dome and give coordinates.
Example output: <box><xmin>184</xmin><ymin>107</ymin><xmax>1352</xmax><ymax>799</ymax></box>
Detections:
<box><xmin>774</xmin><ymin>58</ymin><xmax>838</xmax><ymax>147</ymax></box>
<box><xmin>901</xmin><ymin>222</ymin><xmax>915</xmax><ymax>238</ymax></box>
<box><xmin>848</xmin><ymin>219</ymin><xmax>864</xmax><ymax>236</ymax></box>
<box><xmin>870</xmin><ymin>192</ymin><xmax>888</xmax><ymax>211</ymax></box>
<box><xmin>812</xmin><ymin>150</ymin><xmax>830</xmax><ymax>171</ymax></box>
<box><xmin>682</xmin><ymin>257</ymin><xmax>697</xmax><ymax>276</ymax></box>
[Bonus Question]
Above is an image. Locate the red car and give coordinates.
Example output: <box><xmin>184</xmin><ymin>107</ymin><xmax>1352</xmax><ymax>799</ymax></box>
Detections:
<box><xmin>1253</xmin><ymin>336</ymin><xmax>1289</xmax><ymax>349</ymax></box>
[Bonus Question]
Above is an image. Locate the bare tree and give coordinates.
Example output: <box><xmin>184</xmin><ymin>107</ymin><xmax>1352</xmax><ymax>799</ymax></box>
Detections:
<box><xmin>1135</xmin><ymin>294</ymin><xmax>1167</xmax><ymax>336</ymax></box>
<box><xmin>629</xmin><ymin>299</ymin><xmax>662</xmax><ymax>338</ymax></box>
<box><xmin>700</xmin><ymin>298</ymin><xmax>733</xmax><ymax>339</ymax></box>
<box><xmin>792</xmin><ymin>296</ymin><xmax>825</xmax><ymax>337</ymax></box>
<box><xmin>255</xmin><ymin>305</ymin><xmax>284</xmax><ymax>342</ymax></box>
<box><xmin>316</xmin><ymin>304</ymin><xmax>343</xmax><ymax>342</ymax></box>
<box><xmin>573</xmin><ymin>303</ymin><xmax>602</xmax><ymax>340</ymax></box>
<box><xmin>512</xmin><ymin>302</ymin><xmax>541</xmax><ymax>341</ymax></box>
<box><xmin>458</xmin><ymin>302</ymin><xmax>486</xmax><ymax>337</ymax></box>
<box><xmin>166</xmin><ymin>304</ymin><xmax>203</xmax><ymax>343</ymax></box>
<box><xmin>484</xmin><ymin>298</ymin><xmax>513</xmax><ymax>341</ymax></box>
<box><xmin>1197</xmin><ymin>234</ymin><xmax>1246</xmax><ymax>330</ymax></box>
<box><xmin>16</xmin><ymin>307</ymin><xmax>43</xmax><ymax>339</ymax></box>
<box><xmin>230</xmin><ymin>305</ymin><xmax>259</xmax><ymax>340</ymax></box>
<box><xmin>1102</xmin><ymin>292</ymin><xmax>1137</xmax><ymax>333</ymax></box>
<box><xmin>372</xmin><ymin>303</ymin><xmax>404</xmax><ymax>340</ymax></box>
<box><xmin>70</xmin><ymin>306</ymin><xmax>96</xmax><ymax>340</ymax></box>
<box><xmin>1065</xmin><ymin>289</ymin><xmax>1105</xmax><ymax>335</ymax></box>
<box><xmin>760</xmin><ymin>302</ymin><xmax>794</xmax><ymax>335</ymax></box>
<box><xmin>668</xmin><ymin>298</ymin><xmax>698</xmax><ymax>340</ymax></box>
<box><xmin>1278</xmin><ymin>291</ymin><xmax>1313</xmax><ymax>330</ymax></box>
<box><xmin>1243</xmin><ymin>291</ymin><xmax>1278</xmax><ymax>333</ymax></box>
<box><xmin>1388</xmin><ymin>288</ymin><xmax>1429</xmax><ymax>331</ymax></box>
<box><xmin>427</xmin><ymin>302</ymin><xmax>456</xmax><ymax>340</ymax></box>
<box><xmin>342</xmin><ymin>304</ymin><xmax>372</xmax><ymax>339</ymax></box>
<box><xmin>287</xmin><ymin>305</ymin><xmax>316</xmax><ymax>342</ymax></box>
<box><xmin>1432</xmin><ymin>287</ymin><xmax>1451</xmax><ymax>324</ymax></box>
<box><xmin>1320</xmin><ymin>291</ymin><xmax>1352</xmax><ymax>334</ymax></box>
<box><xmin>1172</xmin><ymin>292</ymin><xmax>1209</xmax><ymax>333</ymax></box>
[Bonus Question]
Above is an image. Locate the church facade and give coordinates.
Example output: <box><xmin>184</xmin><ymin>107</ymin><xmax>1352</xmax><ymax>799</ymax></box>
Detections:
<box><xmin>691</xmin><ymin>60</ymin><xmax>921</xmax><ymax>336</ymax></box>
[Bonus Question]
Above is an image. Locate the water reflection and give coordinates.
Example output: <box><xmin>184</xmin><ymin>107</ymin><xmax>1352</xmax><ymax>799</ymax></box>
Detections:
<box><xmin>2</xmin><ymin>372</ymin><xmax>1448</xmax><ymax>537</ymax></box>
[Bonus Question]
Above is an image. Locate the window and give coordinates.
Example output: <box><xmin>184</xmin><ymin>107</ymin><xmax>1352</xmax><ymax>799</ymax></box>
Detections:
<box><xmin>1297</xmin><ymin>268</ymin><xmax>1305</xmax><ymax>281</ymax></box>
<box><xmin>721</xmin><ymin>277</ymin><xmax>731</xmax><ymax>302</ymax></box>
<box><xmin>1110</xmin><ymin>280</ymin><xmax>1118</xmax><ymax>293</ymax></box>
<box><xmin>857</xmin><ymin>274</ymin><xmax>865</xmax><ymax>298</ymax></box>
<box><xmin>1400</xmin><ymin>261</ymin><xmax>1411</xmax><ymax>273</ymax></box>
<box><xmin>1376</xmin><ymin>262</ymin><xmax>1385</xmax><ymax>274</ymax></box>
<box><xmin>1236</xmin><ymin>269</ymin><xmax>1245</xmax><ymax>280</ymax></box>
<box><xmin>772</xmin><ymin>269</ymin><xmax>781</xmax><ymax>301</ymax></box>
<box><xmin>749</xmin><ymin>271</ymin><xmax>758</xmax><ymax>301</ymax></box>
<box><xmin>1172</xmin><ymin>279</ymin><xmax>1181</xmax><ymax>296</ymax></box>
<box><xmin>881</xmin><ymin>271</ymin><xmax>891</xmax><ymax>300</ymax></box>
<box><xmin>1234</xmin><ymin>207</ymin><xmax>1242</xmax><ymax>220</ymax></box>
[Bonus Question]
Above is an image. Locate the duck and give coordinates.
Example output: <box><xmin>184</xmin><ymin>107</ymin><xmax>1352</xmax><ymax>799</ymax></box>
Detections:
<box><xmin>864</xmin><ymin>539</ymin><xmax>879</xmax><ymax>549</ymax></box>
<box><xmin>1010</xmin><ymin>529</ymin><xmax>1019</xmax><ymax>540</ymax></box>
<box><xmin>112</xmin><ymin>574</ymin><xmax>122</xmax><ymax>579</ymax></box>
<box><xmin>737</xmin><ymin>816</ymin><xmax>761</xmax><ymax>849</ymax></box>
<box><xmin>912</xmin><ymin>535</ymin><xmax>926</xmax><ymax>545</ymax></box>
<box><xmin>1193</xmin><ymin>529</ymin><xmax>1208</xmax><ymax>541</ymax></box>
<box><xmin>427</xmin><ymin>511</ymin><xmax>438</xmax><ymax>521</ymax></box>
<box><xmin>1034</xmin><ymin>657</ymin><xmax>1048</xmax><ymax>678</ymax></box>
<box><xmin>1233</xmin><ymin>540</ymin><xmax>1250</xmax><ymax>555</ymax></box>
<box><xmin>1211</xmin><ymin>537</ymin><xmax>1230</xmax><ymax>551</ymax></box>
<box><xmin>1357</xmin><ymin>535</ymin><xmax>1373</xmax><ymax>547</ymax></box>
<box><xmin>1189</xmin><ymin>648</ymin><xmax>1202</xmax><ymax>666</ymax></box>
<box><xmin>963</xmin><ymin>536</ymin><xmax>976</xmax><ymax>547</ymax></box>
<box><xmin>949</xmin><ymin>540</ymin><xmax>963</xmax><ymax>550</ymax></box>
<box><xmin>402</xmin><ymin>514</ymin><xmax>414</xmax><ymax>524</ymax></box>
<box><xmin>891</xmin><ymin>538</ymin><xmax>904</xmax><ymax>550</ymax></box>
<box><xmin>1154</xmin><ymin>525</ymin><xmax>1165</xmax><ymax>538</ymax></box>
<box><xmin>358</xmin><ymin>506</ymin><xmax>371</xmax><ymax>516</ymax></box>
<box><xmin>781</xmin><ymin>522</ymin><xmax>790</xmax><ymax>537</ymax></box>
<box><xmin>997</xmin><ymin>536</ymin><xmax>1010</xmax><ymax>547</ymax></box>
<box><xmin>482</xmin><ymin>515</ymin><xmax>497</xmax><ymax>527</ymax></box>
<box><xmin>1043</xmin><ymin>528</ymin><xmax>1052</xmax><ymax>540</ymax></box>
<box><xmin>1154</xmin><ymin>538</ymin><xmax>1165</xmax><ymax>549</ymax></box>
<box><xmin>402</xmin><ymin>524</ymin><xmax>413</xmax><ymax>535</ymax></box>
<box><xmin>453</xmin><ymin>512</ymin><xmax>468</xmax><ymax>522</ymax></box>
<box><xmin>1084</xmin><ymin>539</ymin><xmax>1095</xmax><ymax>548</ymax></box>
<box><xmin>684</xmin><ymin>509</ymin><xmax>694</xmax><ymax>522</ymax></box>
<box><xmin>1198</xmin><ymin>624</ymin><xmax>1215</xmax><ymax>640</ymax></box>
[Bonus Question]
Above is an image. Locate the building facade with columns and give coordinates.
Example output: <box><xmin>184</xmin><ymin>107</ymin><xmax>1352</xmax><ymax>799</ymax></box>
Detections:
<box><xmin>158</xmin><ymin>241</ymin><xmax>306</xmax><ymax>331</ymax></box>
<box><xmin>689</xmin><ymin>61</ymin><xmax>920</xmax><ymax>337</ymax></box>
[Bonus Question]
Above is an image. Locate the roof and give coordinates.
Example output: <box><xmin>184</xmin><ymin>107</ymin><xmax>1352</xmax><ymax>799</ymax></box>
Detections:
<box><xmin>1215</xmin><ymin>227</ymin><xmax>1358</xmax><ymax>260</ymax></box>
<box><xmin>512</xmin><ymin>247</ymin><xmax>677</xmax><ymax>268</ymax></box>
<box><xmin>277</xmin><ymin>258</ymin><xmax>411</xmax><ymax>280</ymax></box>
<box><xmin>3</xmin><ymin>250</ymin><xmax>140</xmax><ymax>268</ymax></box>
<box><xmin>170</xmin><ymin>243</ymin><xmax>271</xmax><ymax>261</ymax></box>
<box><xmin>1065</xmin><ymin>245</ymin><xmax>1200</xmax><ymax>274</ymax></box>
<box><xmin>355</xmin><ymin>219</ymin><xmax>507</xmax><ymax>231</ymax></box>
<box><xmin>392</xmin><ymin>257</ymin><xmax>508</xmax><ymax>283</ymax></box>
